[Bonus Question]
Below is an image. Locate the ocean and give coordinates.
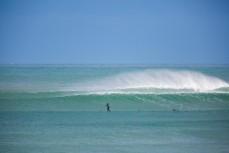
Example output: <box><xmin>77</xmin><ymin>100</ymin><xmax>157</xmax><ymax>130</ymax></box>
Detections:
<box><xmin>0</xmin><ymin>64</ymin><xmax>229</xmax><ymax>153</ymax></box>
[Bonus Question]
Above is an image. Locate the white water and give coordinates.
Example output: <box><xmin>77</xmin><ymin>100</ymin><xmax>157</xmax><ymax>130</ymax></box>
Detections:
<box><xmin>71</xmin><ymin>69</ymin><xmax>229</xmax><ymax>94</ymax></box>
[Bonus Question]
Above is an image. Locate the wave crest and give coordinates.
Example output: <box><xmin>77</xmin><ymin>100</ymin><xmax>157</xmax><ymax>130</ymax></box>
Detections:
<box><xmin>71</xmin><ymin>69</ymin><xmax>229</xmax><ymax>94</ymax></box>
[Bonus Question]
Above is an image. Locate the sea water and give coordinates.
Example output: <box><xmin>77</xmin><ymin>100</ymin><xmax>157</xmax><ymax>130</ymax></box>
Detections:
<box><xmin>0</xmin><ymin>64</ymin><xmax>229</xmax><ymax>153</ymax></box>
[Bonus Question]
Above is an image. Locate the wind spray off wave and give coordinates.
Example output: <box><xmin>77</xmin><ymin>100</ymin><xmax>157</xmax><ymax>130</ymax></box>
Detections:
<box><xmin>73</xmin><ymin>69</ymin><xmax>229</xmax><ymax>94</ymax></box>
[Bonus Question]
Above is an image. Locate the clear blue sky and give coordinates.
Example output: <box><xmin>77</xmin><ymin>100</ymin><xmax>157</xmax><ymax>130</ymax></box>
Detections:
<box><xmin>0</xmin><ymin>0</ymin><xmax>229</xmax><ymax>64</ymax></box>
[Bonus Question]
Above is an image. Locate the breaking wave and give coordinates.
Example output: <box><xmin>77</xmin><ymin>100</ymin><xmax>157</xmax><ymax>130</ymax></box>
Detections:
<box><xmin>69</xmin><ymin>69</ymin><xmax>229</xmax><ymax>94</ymax></box>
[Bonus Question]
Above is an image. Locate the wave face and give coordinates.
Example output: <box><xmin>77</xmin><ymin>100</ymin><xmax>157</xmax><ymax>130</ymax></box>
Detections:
<box><xmin>1</xmin><ymin>92</ymin><xmax>229</xmax><ymax>111</ymax></box>
<box><xmin>70</xmin><ymin>69</ymin><xmax>229</xmax><ymax>94</ymax></box>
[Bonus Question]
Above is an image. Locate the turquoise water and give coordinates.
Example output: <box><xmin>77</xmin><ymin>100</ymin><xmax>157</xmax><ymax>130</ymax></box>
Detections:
<box><xmin>0</xmin><ymin>65</ymin><xmax>229</xmax><ymax>152</ymax></box>
<box><xmin>0</xmin><ymin>111</ymin><xmax>229</xmax><ymax>153</ymax></box>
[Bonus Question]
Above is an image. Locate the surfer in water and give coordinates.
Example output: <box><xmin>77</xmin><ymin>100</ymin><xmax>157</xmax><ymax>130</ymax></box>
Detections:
<box><xmin>106</xmin><ymin>103</ymin><xmax>110</xmax><ymax>112</ymax></box>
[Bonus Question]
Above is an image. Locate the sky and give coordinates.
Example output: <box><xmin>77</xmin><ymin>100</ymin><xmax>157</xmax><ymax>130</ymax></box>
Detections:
<box><xmin>0</xmin><ymin>0</ymin><xmax>229</xmax><ymax>64</ymax></box>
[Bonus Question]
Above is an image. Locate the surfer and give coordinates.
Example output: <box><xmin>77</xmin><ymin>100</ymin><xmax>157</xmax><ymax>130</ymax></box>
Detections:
<box><xmin>106</xmin><ymin>103</ymin><xmax>110</xmax><ymax>112</ymax></box>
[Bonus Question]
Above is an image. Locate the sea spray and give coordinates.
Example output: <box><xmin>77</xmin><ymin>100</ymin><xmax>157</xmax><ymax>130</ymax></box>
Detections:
<box><xmin>69</xmin><ymin>69</ymin><xmax>229</xmax><ymax>94</ymax></box>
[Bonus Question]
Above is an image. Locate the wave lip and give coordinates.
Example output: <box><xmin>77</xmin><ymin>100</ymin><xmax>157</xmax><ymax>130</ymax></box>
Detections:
<box><xmin>71</xmin><ymin>69</ymin><xmax>229</xmax><ymax>94</ymax></box>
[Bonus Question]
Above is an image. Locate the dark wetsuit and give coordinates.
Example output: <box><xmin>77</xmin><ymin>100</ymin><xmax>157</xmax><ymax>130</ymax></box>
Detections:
<box><xmin>106</xmin><ymin>103</ymin><xmax>110</xmax><ymax>112</ymax></box>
